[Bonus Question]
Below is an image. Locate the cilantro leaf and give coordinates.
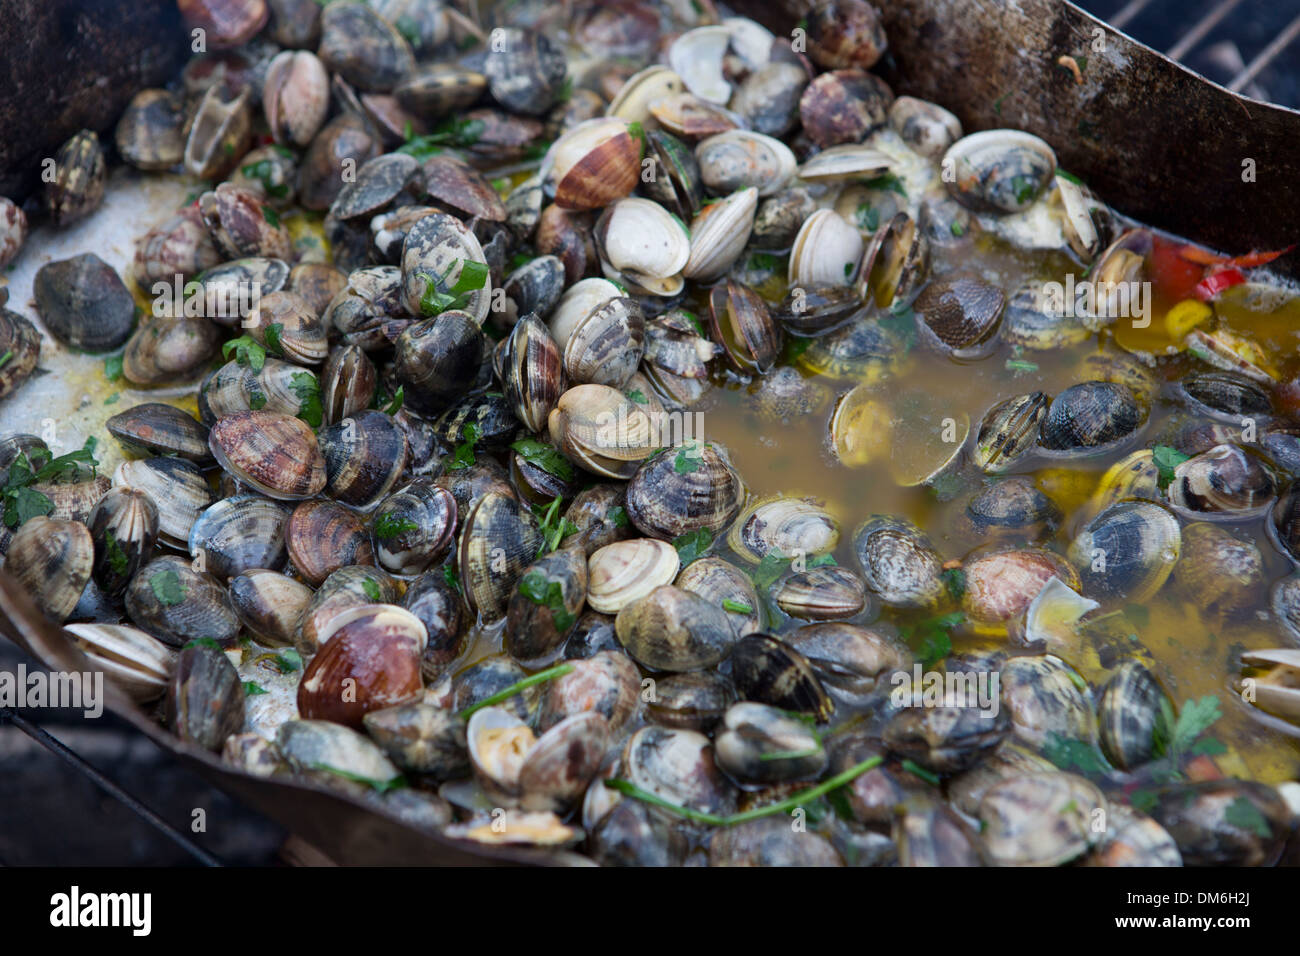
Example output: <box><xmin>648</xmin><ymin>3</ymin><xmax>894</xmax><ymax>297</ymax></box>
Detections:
<box><xmin>511</xmin><ymin>437</ymin><xmax>575</xmax><ymax>482</ymax></box>
<box><xmin>149</xmin><ymin>569</ymin><xmax>187</xmax><ymax>606</ymax></box>
<box><xmin>672</xmin><ymin>528</ymin><xmax>711</xmax><ymax>567</ymax></box>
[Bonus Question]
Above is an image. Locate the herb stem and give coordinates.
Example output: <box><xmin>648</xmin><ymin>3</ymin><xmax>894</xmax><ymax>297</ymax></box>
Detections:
<box><xmin>604</xmin><ymin>755</ymin><xmax>884</xmax><ymax>827</ymax></box>
<box><xmin>456</xmin><ymin>663</ymin><xmax>574</xmax><ymax>721</ymax></box>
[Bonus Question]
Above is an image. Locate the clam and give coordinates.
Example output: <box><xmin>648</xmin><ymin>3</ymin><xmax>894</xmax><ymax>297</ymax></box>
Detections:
<box><xmin>776</xmin><ymin>565</ymin><xmax>869</xmax><ymax>620</ymax></box>
<box><xmin>229</xmin><ymin>569</ymin><xmax>313</xmax><ymax>647</ymax></box>
<box><xmin>543</xmin><ymin>118</ymin><xmax>642</xmax><ymax>211</ymax></box>
<box><xmin>363</xmin><ymin>700</ymin><xmax>467</xmax><ymax>779</ymax></box>
<box><xmin>606</xmin><ymin>64</ymin><xmax>684</xmax><ymax>125</ymax></box>
<box><xmin>622</xmin><ymin>725</ymin><xmax>736</xmax><ymax>817</ymax></box>
<box><xmin>965</xmin><ymin>477</ymin><xmax>1061</xmax><ymax>543</ymax></box>
<box><xmin>87</xmin><ymin>487</ymin><xmax>159</xmax><ymax>598</ymax></box>
<box><xmin>1098</xmin><ymin>659</ymin><xmax>1168</xmax><ymax>771</ymax></box>
<box><xmin>317</xmin><ymin>1</ymin><xmax>414</xmax><ymax>92</ymax></box>
<box><xmin>648</xmin><ymin>93</ymin><xmax>742</xmax><ymax>139</ymax></box>
<box><xmin>548</xmin><ymin>384</ymin><xmax>657</xmax><ymax>479</ymax></box>
<box><xmin>804</xmin><ymin>316</ymin><xmax>905</xmax><ymax>382</ymax></box>
<box><xmin>883</xmin><ymin>702</ymin><xmax>1010</xmax><ymax>774</ymax></box>
<box><xmin>6</xmin><ymin>517</ymin><xmax>92</xmax><ymax>623</ymax></box>
<box><xmin>133</xmin><ymin>204</ymin><xmax>221</xmax><ymax>286</ymax></box>
<box><xmin>1145</xmin><ymin>779</ymin><xmax>1291</xmax><ymax>867</ymax></box>
<box><xmin>1172</xmin><ymin>522</ymin><xmax>1265</xmax><ymax>618</ymax></box>
<box><xmin>913</xmin><ymin>273</ymin><xmax>1005</xmax><ymax>358</ymax></box>
<box><xmin>209</xmin><ymin>410</ymin><xmax>327</xmax><ymax>501</ymax></box>
<box><xmin>646</xmin><ymin>671</ymin><xmax>736</xmax><ymax>732</ymax></box>
<box><xmin>299</xmin><ymin>113</ymin><xmax>383</xmax><ymax>212</ymax></box>
<box><xmin>624</xmin><ymin>443</ymin><xmax>743</xmax><ymax>542</ymax></box>
<box><xmin>788</xmin><ymin>208</ymin><xmax>864</xmax><ymax>290</ymax></box>
<box><xmin>457</xmin><ymin>491</ymin><xmax>544</xmax><ymax>623</ymax></box>
<box><xmin>243</xmin><ymin>291</ymin><xmax>329</xmax><ymax>366</ymax></box>
<box><xmin>297</xmin><ymin>566</ymin><xmax>399</xmax><ymax>656</ymax></box>
<box><xmin>963</xmin><ymin>549</ymin><xmax>1079</xmax><ymax>626</ymax></box>
<box><xmin>676</xmin><ymin>557</ymin><xmax>762</xmax><ymax>637</ymax></box>
<box><xmin>394</xmin><ymin>313</ymin><xmax>486</xmax><ymax>415</ymax></box>
<box><xmin>729</xmin><ymin>61</ymin><xmax>807</xmax><ymax>137</ymax></box>
<box><xmin>188</xmin><ymin>494</ymin><xmax>291</xmax><ymax>580</ymax></box>
<box><xmin>371</xmin><ymin>481</ymin><xmax>457</xmax><ymax>576</ymax></box>
<box><xmin>1037</xmin><ymin>381</ymin><xmax>1144</xmax><ymax>455</ymax></box>
<box><xmin>696</xmin><ymin>131</ymin><xmax>796</xmax><ymax>197</ymax></box>
<box><xmin>199</xmin><ymin>183</ymin><xmax>293</xmax><ymax>261</ymax></box>
<box><xmin>615</xmin><ymin>585</ymin><xmax>737</xmax><ymax>671</ymax></box>
<box><xmin>668</xmin><ymin>26</ymin><xmax>732</xmax><ymax>104</ymax></box>
<box><xmin>979</xmin><ymin>772</ymin><xmax>1106</xmax><ymax>866</ymax></box>
<box><xmin>321</xmin><ymin>265</ymin><xmax>406</xmax><ymax>351</ymax></box>
<box><xmin>319</xmin><ymin>345</ymin><xmax>377</xmax><ymax>426</ymax></box>
<box><xmin>484</xmin><ymin>28</ymin><xmax>568</xmax><ymax>116</ymax></box>
<box><xmin>318</xmin><ymin>409</ymin><xmax>409</xmax><ymax>510</ymax></box>
<box><xmin>113</xmin><ymin>458</ymin><xmax>213</xmax><ymax>548</ymax></box>
<box><xmin>45</xmin><ymin>130</ymin><xmax>106</xmax><ymax>225</ymax></box>
<box><xmin>796</xmin><ymin>143</ymin><xmax>894</xmax><ymax>183</ymax></box>
<box><xmin>467</xmin><ymin>706</ymin><xmax>609</xmax><ymax>812</ymax></box>
<box><xmin>0</xmin><ymin>307</ymin><xmax>40</xmax><ymax>401</ymax></box>
<box><xmin>943</xmin><ymin>130</ymin><xmax>1057</xmax><ymax>214</ymax></box>
<box><xmin>715</xmin><ymin>702</ymin><xmax>827</xmax><ymax>783</ymax></box>
<box><xmin>124</xmin><ymin>555</ymin><xmax>239</xmax><ymax>647</ymax></box>
<box><xmin>727</xmin><ymin>495</ymin><xmax>840</xmax><ymax>564</ymax></box>
<box><xmin>116</xmin><ymin>89</ymin><xmax>187</xmax><ymax>171</ymax></box>
<box><xmin>33</xmin><ymin>254</ymin><xmax>135</xmax><ymax>352</ymax></box>
<box><xmin>505</xmin><ymin>547</ymin><xmax>588</xmax><ymax>667</ymax></box>
<box><xmin>974</xmin><ymin>392</ymin><xmax>1050</xmax><ymax>473</ymax></box>
<box><xmin>753</xmin><ymin>189</ymin><xmax>818</xmax><ymax>252</ymax></box>
<box><xmin>799</xmin><ymin>68</ymin><xmax>893</xmax><ymax>148</ymax></box>
<box><xmin>707</xmin><ymin>280</ymin><xmax>782</xmax><ymax>375</ymax></box>
<box><xmin>682</xmin><ymin>187</ymin><xmax>758</xmax><ymax>282</ymax></box>
<box><xmin>400</xmin><ymin>211</ymin><xmax>491</xmax><ymax>324</ymax></box>
<box><xmin>1002</xmin><ymin>281</ymin><xmax>1090</xmax><ymax>351</ymax></box>
<box><xmin>587</xmin><ymin>538</ymin><xmax>680</xmax><ymax>614</ymax></box>
<box><xmin>501</xmin><ymin>315</ymin><xmax>564</xmax><ymax>434</ymax></box>
<box><xmin>298</xmin><ymin>604</ymin><xmax>426</xmax><ymax>728</ymax></box>
<box><xmin>562</xmin><ymin>296</ymin><xmax>646</xmax><ymax>387</ymax></box>
<box><xmin>177</xmin><ymin>0</ymin><xmax>268</xmax><ymax>46</ymax></box>
<box><xmin>1068</xmin><ymin>500</ymin><xmax>1181</xmax><ymax>603</ymax></box>
<box><xmin>889</xmin><ymin>96</ymin><xmax>962</xmax><ymax>159</ymax></box>
<box><xmin>594</xmin><ymin>198</ymin><xmax>690</xmax><ymax>297</ymax></box>
<box><xmin>538</xmin><ymin>650</ymin><xmax>640</xmax><ymax>734</ymax></box>
<box><xmin>64</xmin><ymin>624</ymin><xmax>176</xmax><ymax>703</ymax></box>
<box><xmin>394</xmin><ymin>64</ymin><xmax>486</xmax><ymax>119</ymax></box>
<box><xmin>729</xmin><ymin>633</ymin><xmax>833</xmax><ymax>721</ymax></box>
<box><xmin>331</xmin><ymin>152</ymin><xmax>422</xmax><ymax>222</ymax></box>
<box><xmin>286</xmin><ymin>499</ymin><xmax>375</xmax><ymax>586</ymax></box>
<box><xmin>263</xmin><ymin>50</ymin><xmax>330</xmax><ymax>147</ymax></box>
<box><xmin>1166</xmin><ymin>443</ymin><xmax>1275</xmax><ymax>519</ymax></box>
<box><xmin>785</xmin><ymin>622</ymin><xmax>911</xmax><ymax>707</ymax></box>
<box><xmin>804</xmin><ymin>0</ymin><xmax>888</xmax><ymax>69</ymax></box>
<box><xmin>121</xmin><ymin>313</ymin><xmax>222</xmax><ymax>387</ymax></box>
<box><xmin>402</xmin><ymin>571</ymin><xmax>466</xmax><ymax>681</ymax></box>
<box><xmin>852</xmin><ymin>516</ymin><xmax>944</xmax><ymax>608</ymax></box>
<box><xmin>166</xmin><ymin>643</ymin><xmax>244</xmax><ymax>752</ymax></box>
<box><xmin>857</xmin><ymin>212</ymin><xmax>930</xmax><ymax>310</ymax></box>
<box><xmin>999</xmin><ymin>655</ymin><xmax>1095</xmax><ymax>747</ymax></box>
<box><xmin>277</xmin><ymin>719</ymin><xmax>402</xmax><ymax>795</ymax></box>
<box><xmin>192</xmin><ymin>257</ymin><xmax>291</xmax><ymax>328</ymax></box>
<box><xmin>453</xmin><ymin>656</ymin><xmax>539</xmax><ymax>723</ymax></box>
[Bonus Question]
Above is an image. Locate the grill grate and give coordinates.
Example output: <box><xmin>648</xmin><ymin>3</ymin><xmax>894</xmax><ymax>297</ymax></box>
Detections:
<box><xmin>1082</xmin><ymin>0</ymin><xmax>1300</xmax><ymax>106</ymax></box>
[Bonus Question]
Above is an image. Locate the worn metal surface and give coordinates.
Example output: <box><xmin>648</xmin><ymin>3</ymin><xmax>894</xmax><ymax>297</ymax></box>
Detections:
<box><xmin>747</xmin><ymin>0</ymin><xmax>1300</xmax><ymax>275</ymax></box>
<box><xmin>0</xmin><ymin>0</ymin><xmax>186</xmax><ymax>200</ymax></box>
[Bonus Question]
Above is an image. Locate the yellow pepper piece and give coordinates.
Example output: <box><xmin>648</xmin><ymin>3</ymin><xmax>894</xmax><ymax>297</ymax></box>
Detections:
<box><xmin>1165</xmin><ymin>299</ymin><xmax>1212</xmax><ymax>340</ymax></box>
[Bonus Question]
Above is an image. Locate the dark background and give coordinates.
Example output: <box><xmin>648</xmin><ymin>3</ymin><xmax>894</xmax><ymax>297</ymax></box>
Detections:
<box><xmin>3</xmin><ymin>0</ymin><xmax>1299</xmax><ymax>866</ymax></box>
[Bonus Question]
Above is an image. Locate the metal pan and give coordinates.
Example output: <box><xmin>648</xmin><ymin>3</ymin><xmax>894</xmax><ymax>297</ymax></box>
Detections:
<box><xmin>4</xmin><ymin>0</ymin><xmax>1299</xmax><ymax>865</ymax></box>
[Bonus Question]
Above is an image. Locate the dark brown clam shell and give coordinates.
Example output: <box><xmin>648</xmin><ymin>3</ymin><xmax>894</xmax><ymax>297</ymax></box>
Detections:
<box><xmin>287</xmin><ymin>498</ymin><xmax>375</xmax><ymax>586</ymax></box>
<box><xmin>798</xmin><ymin>69</ymin><xmax>893</xmax><ymax>148</ymax></box>
<box><xmin>913</xmin><ymin>272</ymin><xmax>1005</xmax><ymax>356</ymax></box>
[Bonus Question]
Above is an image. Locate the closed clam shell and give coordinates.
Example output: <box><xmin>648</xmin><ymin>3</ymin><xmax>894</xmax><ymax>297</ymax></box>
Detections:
<box><xmin>563</xmin><ymin>296</ymin><xmax>645</xmax><ymax>388</ymax></box>
<box><xmin>999</xmin><ymin>655</ymin><xmax>1095</xmax><ymax>747</ymax></box>
<box><xmin>107</xmin><ymin>403</ymin><xmax>211</xmax><ymax>463</ymax></box>
<box><xmin>277</xmin><ymin>719</ymin><xmax>402</xmax><ymax>792</ymax></box>
<box><xmin>209</xmin><ymin>410</ymin><xmax>327</xmax><ymax>500</ymax></box>
<box><xmin>317</xmin><ymin>1</ymin><xmax>414</xmax><ymax>92</ymax></box>
<box><xmin>188</xmin><ymin>494</ymin><xmax>292</xmax><ymax>580</ymax></box>
<box><xmin>505</xmin><ymin>546</ymin><xmax>588</xmax><ymax>668</ymax></box>
<box><xmin>167</xmin><ymin>643</ymin><xmax>245</xmax><ymax>752</ymax></box>
<box><xmin>646</xmin><ymin>671</ymin><xmax>736</xmax><ymax>732</ymax></box>
<box><xmin>517</xmin><ymin>711</ymin><xmax>611</xmax><ymax>813</ymax></box>
<box><xmin>965</xmin><ymin>477</ymin><xmax>1060</xmax><ymax>542</ymax></box>
<box><xmin>229</xmin><ymin>569</ymin><xmax>313</xmax><ymax>647</ymax></box>
<box><xmin>400</xmin><ymin>212</ymin><xmax>491</xmax><ymax>324</ymax></box>
<box><xmin>538</xmin><ymin>650</ymin><xmax>640</xmax><ymax>734</ymax></box>
<box><xmin>943</xmin><ymin>129</ymin><xmax>1057</xmax><ymax>214</ymax></box>
<box><xmin>587</xmin><ymin>538</ymin><xmax>680</xmax><ymax>614</ymax></box>
<box><xmin>979</xmin><ymin>772</ymin><xmax>1106</xmax><ymax>866</ymax></box>
<box><xmin>974</xmin><ymin>392</ymin><xmax>1050</xmax><ymax>473</ymax></box>
<box><xmin>86</xmin><ymin>486</ymin><xmax>158</xmax><ymax>600</ymax></box>
<box><xmin>730</xmin><ymin>61</ymin><xmax>807</xmax><ymax>137</ymax></box>
<box><xmin>595</xmin><ymin>198</ymin><xmax>689</xmax><ymax>296</ymax></box>
<box><xmin>502</xmin><ymin>314</ymin><xmax>564</xmax><ymax>434</ymax></box>
<box><xmin>318</xmin><ymin>409</ymin><xmax>409</xmax><ymax>511</ymax></box>
<box><xmin>708</xmin><ymin>280</ymin><xmax>782</xmax><ymax>375</ymax></box>
<box><xmin>962</xmin><ymin>548</ymin><xmax>1079</xmax><ymax>625</ymax></box>
<box><xmin>776</xmin><ymin>565</ymin><xmax>869</xmax><ymax>620</ymax></box>
<box><xmin>6</xmin><ymin>517</ymin><xmax>92</xmax><ymax>623</ymax></box>
<box><xmin>727</xmin><ymin>494</ymin><xmax>840</xmax><ymax>564</ymax></box>
<box><xmin>785</xmin><ymin>622</ymin><xmax>911</xmax><ymax>706</ymax></box>
<box><xmin>362</xmin><ymin>701</ymin><xmax>468</xmax><ymax>779</ymax></box>
<box><xmin>883</xmin><ymin>702</ymin><xmax>1010</xmax><ymax>774</ymax></box>
<box><xmin>852</xmin><ymin>515</ymin><xmax>944</xmax><ymax>608</ymax></box>
<box><xmin>545</xmin><ymin>117</ymin><xmax>642</xmax><ymax>211</ymax></box>
<box><xmin>65</xmin><ymin>623</ymin><xmax>177</xmax><ymax>703</ymax></box>
<box><xmin>287</xmin><ymin>499</ymin><xmax>375</xmax><ymax>586</ymax></box>
<box><xmin>913</xmin><ymin>272</ymin><xmax>1005</xmax><ymax>357</ymax></box>
<box><xmin>1171</xmin><ymin>522</ymin><xmax>1265</xmax><ymax>618</ymax></box>
<box><xmin>1098</xmin><ymin>659</ymin><xmax>1168</xmax><ymax>771</ymax></box>
<box><xmin>1084</xmin><ymin>804</ymin><xmax>1182</xmax><ymax>867</ymax></box>
<box><xmin>1068</xmin><ymin>500</ymin><xmax>1181</xmax><ymax>603</ymax></box>
<box><xmin>113</xmin><ymin>457</ymin><xmax>214</xmax><ymax>547</ymax></box>
<box><xmin>297</xmin><ymin>565</ymin><xmax>399</xmax><ymax>655</ymax></box>
<box><xmin>615</xmin><ymin>584</ymin><xmax>737</xmax><ymax>671</ymax></box>
<box><xmin>34</xmin><ymin>253</ymin><xmax>135</xmax><ymax>352</ymax></box>
<box><xmin>1167</xmin><ymin>444</ymin><xmax>1276</xmax><ymax>519</ymax></box>
<box><xmin>394</xmin><ymin>312</ymin><xmax>486</xmax><ymax>415</ymax></box>
<box><xmin>788</xmin><ymin>208</ymin><xmax>863</xmax><ymax>290</ymax></box>
<box><xmin>1038</xmin><ymin>381</ymin><xmax>1144</xmax><ymax>455</ymax></box>
<box><xmin>695</xmin><ymin>131</ymin><xmax>796</xmax><ymax>197</ymax></box>
<box><xmin>625</xmin><ymin>443</ymin><xmax>743</xmax><ymax>541</ymax></box>
<box><xmin>245</xmin><ymin>290</ymin><xmax>329</xmax><ymax>366</ymax></box>
<box><xmin>676</xmin><ymin>556</ymin><xmax>762</xmax><ymax>637</ymax></box>
<box><xmin>715</xmin><ymin>702</ymin><xmax>827</xmax><ymax>784</ymax></box>
<box><xmin>683</xmin><ymin>187</ymin><xmax>757</xmax><ymax>282</ymax></box>
<box><xmin>889</xmin><ymin>96</ymin><xmax>962</xmax><ymax>159</ymax></box>
<box><xmin>729</xmin><ymin>633</ymin><xmax>833</xmax><ymax>721</ymax></box>
<box><xmin>31</xmin><ymin>476</ymin><xmax>111</xmax><ymax>525</ymax></box>
<box><xmin>320</xmin><ymin>344</ymin><xmax>377</xmax><ymax>426</ymax></box>
<box><xmin>125</xmin><ymin>555</ymin><xmax>239</xmax><ymax>647</ymax></box>
<box><xmin>798</xmin><ymin>68</ymin><xmax>893</xmax><ymax>147</ymax></box>
<box><xmin>457</xmin><ymin>491</ymin><xmax>544</xmax><ymax>623</ymax></box>
<box><xmin>372</xmin><ymin>481</ymin><xmax>457</xmax><ymax>576</ymax></box>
